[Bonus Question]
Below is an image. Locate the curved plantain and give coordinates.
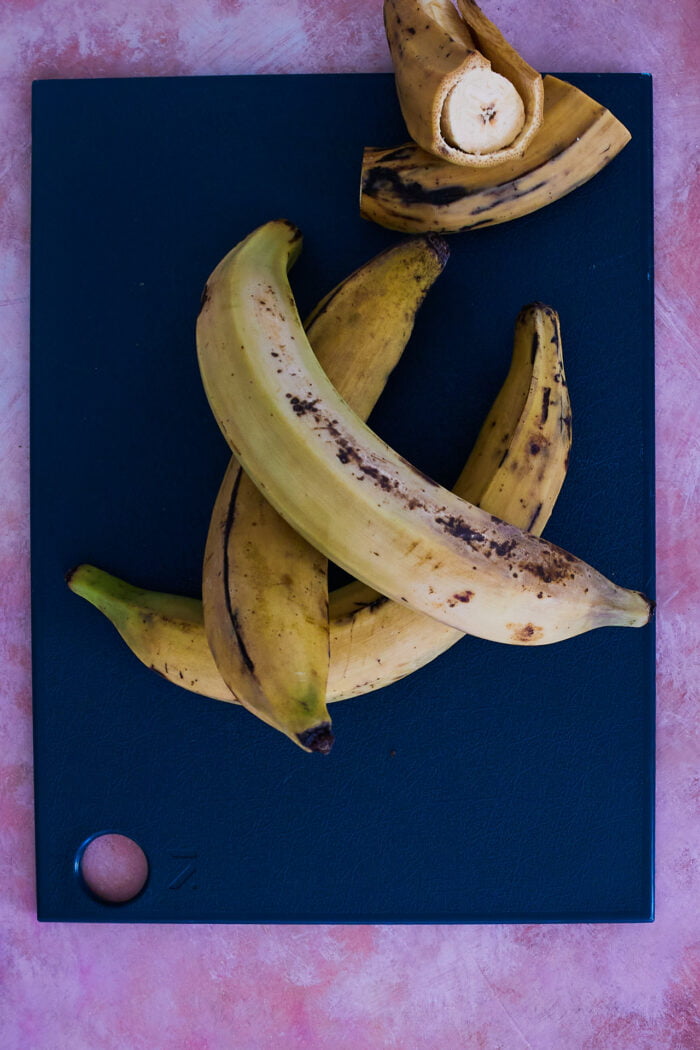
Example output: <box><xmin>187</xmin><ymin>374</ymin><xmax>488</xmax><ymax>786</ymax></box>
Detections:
<box><xmin>202</xmin><ymin>235</ymin><xmax>449</xmax><ymax>751</ymax></box>
<box><xmin>328</xmin><ymin>301</ymin><xmax>573</xmax><ymax>695</ymax></box>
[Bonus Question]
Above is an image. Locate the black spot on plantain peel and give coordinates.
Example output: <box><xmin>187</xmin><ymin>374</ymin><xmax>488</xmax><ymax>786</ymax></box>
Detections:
<box><xmin>297</xmin><ymin>723</ymin><xmax>335</xmax><ymax>754</ymax></box>
<box><xmin>424</xmin><ymin>232</ymin><xmax>451</xmax><ymax>268</ymax></box>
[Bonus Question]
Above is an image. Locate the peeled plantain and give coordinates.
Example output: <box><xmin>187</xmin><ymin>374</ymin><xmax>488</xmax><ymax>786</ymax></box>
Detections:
<box><xmin>383</xmin><ymin>0</ymin><xmax>544</xmax><ymax>166</ymax></box>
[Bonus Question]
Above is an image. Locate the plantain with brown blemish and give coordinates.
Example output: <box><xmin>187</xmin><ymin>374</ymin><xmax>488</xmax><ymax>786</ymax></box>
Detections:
<box><xmin>196</xmin><ymin>220</ymin><xmax>652</xmax><ymax>649</ymax></box>
<box><xmin>66</xmin><ymin>299</ymin><xmax>576</xmax><ymax>706</ymax></box>
<box><xmin>360</xmin><ymin>75</ymin><xmax>632</xmax><ymax>233</ymax></box>
<box><xmin>201</xmin><ymin>233</ymin><xmax>450</xmax><ymax>752</ymax></box>
<box><xmin>383</xmin><ymin>0</ymin><xmax>544</xmax><ymax>166</ymax></box>
<box><xmin>451</xmin><ymin>303</ymin><xmax>570</xmax><ymax>535</ymax></box>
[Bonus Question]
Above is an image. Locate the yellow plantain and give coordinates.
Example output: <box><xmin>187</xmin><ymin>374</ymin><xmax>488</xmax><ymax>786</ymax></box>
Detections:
<box><xmin>328</xmin><ymin>301</ymin><xmax>573</xmax><ymax>695</ymax></box>
<box><xmin>202</xmin><ymin>235</ymin><xmax>449</xmax><ymax>751</ymax></box>
<box><xmin>453</xmin><ymin>301</ymin><xmax>570</xmax><ymax>532</ymax></box>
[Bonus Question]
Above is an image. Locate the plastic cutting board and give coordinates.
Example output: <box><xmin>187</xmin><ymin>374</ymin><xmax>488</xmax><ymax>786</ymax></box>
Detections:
<box><xmin>30</xmin><ymin>72</ymin><xmax>655</xmax><ymax>923</ymax></box>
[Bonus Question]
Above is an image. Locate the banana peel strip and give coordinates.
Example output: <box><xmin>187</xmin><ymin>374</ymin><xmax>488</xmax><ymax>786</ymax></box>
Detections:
<box><xmin>360</xmin><ymin>75</ymin><xmax>632</xmax><ymax>233</ymax></box>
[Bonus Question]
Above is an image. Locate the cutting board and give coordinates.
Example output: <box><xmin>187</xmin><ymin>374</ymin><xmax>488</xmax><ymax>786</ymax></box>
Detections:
<box><xmin>30</xmin><ymin>72</ymin><xmax>655</xmax><ymax>923</ymax></box>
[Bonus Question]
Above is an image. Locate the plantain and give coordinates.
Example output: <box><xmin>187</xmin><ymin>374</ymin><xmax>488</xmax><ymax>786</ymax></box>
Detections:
<box><xmin>203</xmin><ymin>458</ymin><xmax>333</xmax><ymax>751</ymax></box>
<box><xmin>202</xmin><ymin>235</ymin><xmax>448</xmax><ymax>751</ymax></box>
<box><xmin>452</xmin><ymin>301</ymin><xmax>570</xmax><ymax>533</ymax></box>
<box><xmin>360</xmin><ymin>75</ymin><xmax>631</xmax><ymax>233</ymax></box>
<box><xmin>196</xmin><ymin>219</ymin><xmax>652</xmax><ymax>647</ymax></box>
<box><xmin>384</xmin><ymin>0</ymin><xmax>544</xmax><ymax>164</ymax></box>
<box><xmin>328</xmin><ymin>301</ymin><xmax>573</xmax><ymax>695</ymax></box>
<box><xmin>67</xmin><ymin>301</ymin><xmax>574</xmax><ymax>704</ymax></box>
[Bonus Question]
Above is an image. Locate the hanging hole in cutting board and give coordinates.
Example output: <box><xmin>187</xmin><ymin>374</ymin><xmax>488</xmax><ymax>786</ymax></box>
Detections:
<box><xmin>75</xmin><ymin>832</ymin><xmax>149</xmax><ymax>904</ymax></box>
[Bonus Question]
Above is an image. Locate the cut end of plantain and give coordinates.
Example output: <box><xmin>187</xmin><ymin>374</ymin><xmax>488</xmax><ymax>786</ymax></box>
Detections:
<box><xmin>297</xmin><ymin>723</ymin><xmax>335</xmax><ymax>754</ymax></box>
<box><xmin>641</xmin><ymin>594</ymin><xmax>656</xmax><ymax>625</ymax></box>
<box><xmin>441</xmin><ymin>67</ymin><xmax>526</xmax><ymax>153</ymax></box>
<box><xmin>66</xmin><ymin>562</ymin><xmax>126</xmax><ymax>605</ymax></box>
<box><xmin>384</xmin><ymin>0</ymin><xmax>543</xmax><ymax>167</ymax></box>
<box><xmin>424</xmin><ymin>231</ymin><xmax>452</xmax><ymax>267</ymax></box>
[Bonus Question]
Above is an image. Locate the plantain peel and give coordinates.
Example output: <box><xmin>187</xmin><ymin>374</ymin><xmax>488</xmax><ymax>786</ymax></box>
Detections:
<box><xmin>360</xmin><ymin>75</ymin><xmax>632</xmax><ymax>233</ymax></box>
<box><xmin>384</xmin><ymin>0</ymin><xmax>544</xmax><ymax>166</ymax></box>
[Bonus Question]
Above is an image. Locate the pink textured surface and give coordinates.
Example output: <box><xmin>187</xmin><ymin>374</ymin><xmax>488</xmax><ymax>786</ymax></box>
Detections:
<box><xmin>1</xmin><ymin>0</ymin><xmax>699</xmax><ymax>1046</ymax></box>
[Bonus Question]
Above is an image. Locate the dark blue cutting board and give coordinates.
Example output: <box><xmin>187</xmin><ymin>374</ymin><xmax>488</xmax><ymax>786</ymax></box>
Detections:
<box><xmin>30</xmin><ymin>72</ymin><xmax>655</xmax><ymax>923</ymax></box>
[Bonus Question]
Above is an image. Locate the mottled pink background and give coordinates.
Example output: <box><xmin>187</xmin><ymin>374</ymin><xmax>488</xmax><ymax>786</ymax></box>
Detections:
<box><xmin>2</xmin><ymin>1</ymin><xmax>699</xmax><ymax>1046</ymax></box>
